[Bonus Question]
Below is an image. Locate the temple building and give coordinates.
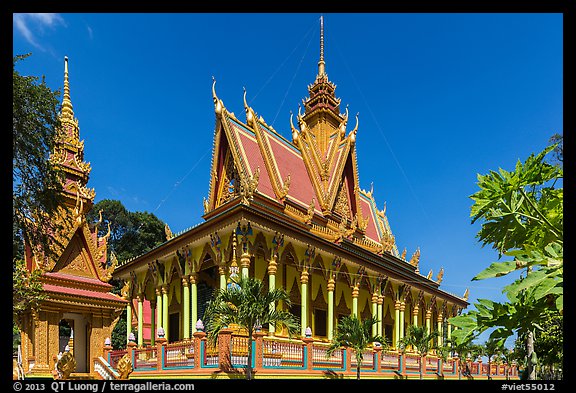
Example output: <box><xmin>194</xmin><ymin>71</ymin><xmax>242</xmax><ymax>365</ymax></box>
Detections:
<box><xmin>19</xmin><ymin>57</ymin><xmax>127</xmax><ymax>378</ymax></box>
<box><xmin>112</xmin><ymin>17</ymin><xmax>468</xmax><ymax>353</ymax></box>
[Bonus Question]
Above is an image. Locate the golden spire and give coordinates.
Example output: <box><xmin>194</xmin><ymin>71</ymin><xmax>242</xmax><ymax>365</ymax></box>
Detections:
<box><xmin>318</xmin><ymin>15</ymin><xmax>326</xmax><ymax>77</ymax></box>
<box><xmin>61</xmin><ymin>56</ymin><xmax>74</xmax><ymax>121</ymax></box>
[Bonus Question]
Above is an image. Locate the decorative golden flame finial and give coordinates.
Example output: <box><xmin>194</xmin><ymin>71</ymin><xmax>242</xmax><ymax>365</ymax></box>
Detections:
<box><xmin>318</xmin><ymin>15</ymin><xmax>326</xmax><ymax>77</ymax></box>
<box><xmin>61</xmin><ymin>56</ymin><xmax>74</xmax><ymax>120</ymax></box>
<box><xmin>212</xmin><ymin>76</ymin><xmax>223</xmax><ymax>117</ymax></box>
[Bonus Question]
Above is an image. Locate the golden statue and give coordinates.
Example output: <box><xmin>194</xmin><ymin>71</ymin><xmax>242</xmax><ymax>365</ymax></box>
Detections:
<box><xmin>116</xmin><ymin>353</ymin><xmax>133</xmax><ymax>380</ymax></box>
<box><xmin>409</xmin><ymin>247</ymin><xmax>420</xmax><ymax>267</ymax></box>
<box><xmin>426</xmin><ymin>269</ymin><xmax>433</xmax><ymax>280</ymax></box>
<box><xmin>401</xmin><ymin>248</ymin><xmax>407</xmax><ymax>261</ymax></box>
<box><xmin>54</xmin><ymin>351</ymin><xmax>76</xmax><ymax>379</ymax></box>
<box><xmin>165</xmin><ymin>223</ymin><xmax>173</xmax><ymax>240</ymax></box>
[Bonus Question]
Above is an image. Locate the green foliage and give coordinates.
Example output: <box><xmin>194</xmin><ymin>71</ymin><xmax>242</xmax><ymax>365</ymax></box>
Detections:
<box><xmin>87</xmin><ymin>199</ymin><xmax>166</xmax><ymax>262</ymax></box>
<box><xmin>450</xmin><ymin>140</ymin><xmax>563</xmax><ymax>380</ymax></box>
<box><xmin>204</xmin><ymin>276</ymin><xmax>300</xmax><ymax>379</ymax></box>
<box><xmin>13</xmin><ymin>259</ymin><xmax>46</xmax><ymax>328</ymax></box>
<box><xmin>327</xmin><ymin>315</ymin><xmax>385</xmax><ymax>380</ymax></box>
<box><xmin>13</xmin><ymin>53</ymin><xmax>65</xmax><ymax>260</ymax></box>
<box><xmin>399</xmin><ymin>325</ymin><xmax>439</xmax><ymax>357</ymax></box>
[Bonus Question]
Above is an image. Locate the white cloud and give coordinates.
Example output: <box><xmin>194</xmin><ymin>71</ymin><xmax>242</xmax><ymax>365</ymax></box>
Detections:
<box><xmin>13</xmin><ymin>13</ymin><xmax>65</xmax><ymax>50</ymax></box>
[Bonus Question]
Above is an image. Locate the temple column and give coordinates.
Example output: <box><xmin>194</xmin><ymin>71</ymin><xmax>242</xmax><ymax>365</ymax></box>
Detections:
<box><xmin>240</xmin><ymin>252</ymin><xmax>251</xmax><ymax>279</ymax></box>
<box><xmin>447</xmin><ymin>321</ymin><xmax>452</xmax><ymax>341</ymax></box>
<box><xmin>327</xmin><ymin>276</ymin><xmax>335</xmax><ymax>341</ymax></box>
<box><xmin>162</xmin><ymin>284</ymin><xmax>169</xmax><ymax>342</ymax></box>
<box><xmin>267</xmin><ymin>256</ymin><xmax>278</xmax><ymax>336</ymax></box>
<box><xmin>377</xmin><ymin>295</ymin><xmax>384</xmax><ymax>337</ymax></box>
<box><xmin>412</xmin><ymin>305</ymin><xmax>419</xmax><ymax>326</ymax></box>
<box><xmin>126</xmin><ymin>298</ymin><xmax>133</xmax><ymax>345</ymax></box>
<box><xmin>425</xmin><ymin>310</ymin><xmax>432</xmax><ymax>337</ymax></box>
<box><xmin>190</xmin><ymin>274</ymin><xmax>198</xmax><ymax>333</ymax></box>
<box><xmin>182</xmin><ymin>276</ymin><xmax>190</xmax><ymax>340</ymax></box>
<box><xmin>437</xmin><ymin>314</ymin><xmax>444</xmax><ymax>347</ymax></box>
<box><xmin>219</xmin><ymin>266</ymin><xmax>227</xmax><ymax>290</ymax></box>
<box><xmin>137</xmin><ymin>293</ymin><xmax>144</xmax><ymax>347</ymax></box>
<box><xmin>300</xmin><ymin>268</ymin><xmax>309</xmax><ymax>337</ymax></box>
<box><xmin>150</xmin><ymin>301</ymin><xmax>156</xmax><ymax>346</ymax></box>
<box><xmin>394</xmin><ymin>300</ymin><xmax>401</xmax><ymax>348</ymax></box>
<box><xmin>371</xmin><ymin>292</ymin><xmax>379</xmax><ymax>336</ymax></box>
<box><xmin>352</xmin><ymin>285</ymin><xmax>359</xmax><ymax>319</ymax></box>
<box><xmin>399</xmin><ymin>302</ymin><xmax>406</xmax><ymax>340</ymax></box>
<box><xmin>155</xmin><ymin>287</ymin><xmax>163</xmax><ymax>332</ymax></box>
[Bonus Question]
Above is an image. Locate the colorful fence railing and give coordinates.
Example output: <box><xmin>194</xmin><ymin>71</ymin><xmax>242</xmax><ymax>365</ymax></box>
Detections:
<box><xmin>103</xmin><ymin>333</ymin><xmax>518</xmax><ymax>380</ymax></box>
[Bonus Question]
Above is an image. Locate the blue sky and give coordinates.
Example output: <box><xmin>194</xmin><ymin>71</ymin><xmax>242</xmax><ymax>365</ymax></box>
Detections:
<box><xmin>13</xmin><ymin>13</ymin><xmax>562</xmax><ymax>343</ymax></box>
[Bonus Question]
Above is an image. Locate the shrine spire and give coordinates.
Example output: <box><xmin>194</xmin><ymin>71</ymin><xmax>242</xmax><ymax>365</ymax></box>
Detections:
<box><xmin>61</xmin><ymin>56</ymin><xmax>74</xmax><ymax>121</ymax></box>
<box><xmin>318</xmin><ymin>15</ymin><xmax>326</xmax><ymax>77</ymax></box>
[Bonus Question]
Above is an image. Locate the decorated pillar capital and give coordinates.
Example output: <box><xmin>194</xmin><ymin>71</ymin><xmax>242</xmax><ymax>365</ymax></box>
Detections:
<box><xmin>371</xmin><ymin>292</ymin><xmax>379</xmax><ymax>303</ymax></box>
<box><xmin>240</xmin><ymin>252</ymin><xmax>251</xmax><ymax>269</ymax></box>
<box><xmin>377</xmin><ymin>294</ymin><xmax>384</xmax><ymax>305</ymax></box>
<box><xmin>437</xmin><ymin>313</ymin><xmax>444</xmax><ymax>323</ymax></box>
<box><xmin>351</xmin><ymin>285</ymin><xmax>359</xmax><ymax>298</ymax></box>
<box><xmin>161</xmin><ymin>284</ymin><xmax>169</xmax><ymax>295</ymax></box>
<box><xmin>425</xmin><ymin>310</ymin><xmax>432</xmax><ymax>319</ymax></box>
<box><xmin>300</xmin><ymin>268</ymin><xmax>309</xmax><ymax>284</ymax></box>
<box><xmin>181</xmin><ymin>276</ymin><xmax>190</xmax><ymax>287</ymax></box>
<box><xmin>399</xmin><ymin>302</ymin><xmax>406</xmax><ymax>312</ymax></box>
<box><xmin>189</xmin><ymin>273</ymin><xmax>198</xmax><ymax>285</ymax></box>
<box><xmin>412</xmin><ymin>305</ymin><xmax>419</xmax><ymax>315</ymax></box>
<box><xmin>267</xmin><ymin>257</ymin><xmax>278</xmax><ymax>275</ymax></box>
<box><xmin>218</xmin><ymin>266</ymin><xmax>227</xmax><ymax>276</ymax></box>
<box><xmin>394</xmin><ymin>300</ymin><xmax>401</xmax><ymax>310</ymax></box>
<box><xmin>327</xmin><ymin>275</ymin><xmax>335</xmax><ymax>292</ymax></box>
<box><xmin>137</xmin><ymin>293</ymin><xmax>145</xmax><ymax>303</ymax></box>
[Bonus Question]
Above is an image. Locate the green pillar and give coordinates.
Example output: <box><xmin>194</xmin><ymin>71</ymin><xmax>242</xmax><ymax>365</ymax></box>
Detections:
<box><xmin>447</xmin><ymin>322</ymin><xmax>452</xmax><ymax>341</ymax></box>
<box><xmin>437</xmin><ymin>315</ymin><xmax>443</xmax><ymax>347</ymax></box>
<box><xmin>413</xmin><ymin>307</ymin><xmax>419</xmax><ymax>326</ymax></box>
<box><xmin>371</xmin><ymin>293</ymin><xmax>378</xmax><ymax>336</ymax></box>
<box><xmin>399</xmin><ymin>302</ymin><xmax>405</xmax><ymax>340</ymax></box>
<box><xmin>137</xmin><ymin>294</ymin><xmax>144</xmax><ymax>347</ymax></box>
<box><xmin>190</xmin><ymin>274</ymin><xmax>198</xmax><ymax>333</ymax></box>
<box><xmin>268</xmin><ymin>258</ymin><xmax>277</xmax><ymax>335</ymax></box>
<box><xmin>327</xmin><ymin>276</ymin><xmax>335</xmax><ymax>341</ymax></box>
<box><xmin>426</xmin><ymin>310</ymin><xmax>432</xmax><ymax>335</ymax></box>
<box><xmin>162</xmin><ymin>285</ymin><xmax>169</xmax><ymax>342</ymax></box>
<box><xmin>352</xmin><ymin>285</ymin><xmax>359</xmax><ymax>318</ymax></box>
<box><xmin>300</xmin><ymin>269</ymin><xmax>309</xmax><ymax>337</ymax></box>
<box><xmin>126</xmin><ymin>299</ymin><xmax>132</xmax><ymax>345</ymax></box>
<box><xmin>156</xmin><ymin>287</ymin><xmax>163</xmax><ymax>331</ymax></box>
<box><xmin>240</xmin><ymin>252</ymin><xmax>250</xmax><ymax>279</ymax></box>
<box><xmin>183</xmin><ymin>276</ymin><xmax>190</xmax><ymax>340</ymax></box>
<box><xmin>219</xmin><ymin>266</ymin><xmax>227</xmax><ymax>290</ymax></box>
<box><xmin>377</xmin><ymin>296</ymin><xmax>383</xmax><ymax>337</ymax></box>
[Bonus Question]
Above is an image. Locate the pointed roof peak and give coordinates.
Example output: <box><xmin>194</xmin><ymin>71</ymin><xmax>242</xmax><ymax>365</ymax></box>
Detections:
<box><xmin>318</xmin><ymin>15</ymin><xmax>326</xmax><ymax>77</ymax></box>
<box><xmin>61</xmin><ymin>56</ymin><xmax>74</xmax><ymax>120</ymax></box>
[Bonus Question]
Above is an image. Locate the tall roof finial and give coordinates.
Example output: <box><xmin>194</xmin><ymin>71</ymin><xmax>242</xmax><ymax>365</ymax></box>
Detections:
<box><xmin>318</xmin><ymin>15</ymin><xmax>326</xmax><ymax>76</ymax></box>
<box><xmin>61</xmin><ymin>56</ymin><xmax>74</xmax><ymax>120</ymax></box>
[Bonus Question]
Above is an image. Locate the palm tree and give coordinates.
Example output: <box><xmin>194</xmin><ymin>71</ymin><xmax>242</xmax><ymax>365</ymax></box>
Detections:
<box><xmin>398</xmin><ymin>325</ymin><xmax>439</xmax><ymax>380</ymax></box>
<box><xmin>203</xmin><ymin>276</ymin><xmax>300</xmax><ymax>380</ymax></box>
<box><xmin>327</xmin><ymin>315</ymin><xmax>386</xmax><ymax>380</ymax></box>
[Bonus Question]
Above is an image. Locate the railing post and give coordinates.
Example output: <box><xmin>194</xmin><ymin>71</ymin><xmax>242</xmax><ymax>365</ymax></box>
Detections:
<box><xmin>217</xmin><ymin>328</ymin><xmax>233</xmax><ymax>372</ymax></box>
<box><xmin>193</xmin><ymin>331</ymin><xmax>206</xmax><ymax>369</ymax></box>
<box><xmin>103</xmin><ymin>339</ymin><xmax>113</xmax><ymax>362</ymax></box>
<box><xmin>373</xmin><ymin>344</ymin><xmax>382</xmax><ymax>373</ymax></box>
<box><xmin>302</xmin><ymin>337</ymin><xmax>314</xmax><ymax>371</ymax></box>
<box><xmin>253</xmin><ymin>331</ymin><xmax>265</xmax><ymax>371</ymax></box>
<box><xmin>127</xmin><ymin>341</ymin><xmax>137</xmax><ymax>369</ymax></box>
<box><xmin>155</xmin><ymin>336</ymin><xmax>166</xmax><ymax>370</ymax></box>
<box><xmin>399</xmin><ymin>351</ymin><xmax>405</xmax><ymax>377</ymax></box>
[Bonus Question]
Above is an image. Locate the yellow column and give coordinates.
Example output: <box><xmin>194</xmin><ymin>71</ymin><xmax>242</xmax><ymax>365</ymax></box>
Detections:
<box><xmin>447</xmin><ymin>321</ymin><xmax>452</xmax><ymax>341</ymax></box>
<box><xmin>425</xmin><ymin>310</ymin><xmax>432</xmax><ymax>335</ymax></box>
<box><xmin>190</xmin><ymin>274</ymin><xmax>198</xmax><ymax>333</ymax></box>
<box><xmin>300</xmin><ymin>269</ymin><xmax>309</xmax><ymax>337</ymax></box>
<box><xmin>182</xmin><ymin>276</ymin><xmax>190</xmax><ymax>340</ymax></box>
<box><xmin>399</xmin><ymin>302</ymin><xmax>405</xmax><ymax>340</ymax></box>
<box><xmin>371</xmin><ymin>292</ymin><xmax>379</xmax><ymax>336</ymax></box>
<box><xmin>352</xmin><ymin>285</ymin><xmax>359</xmax><ymax>319</ymax></box>
<box><xmin>412</xmin><ymin>305</ymin><xmax>419</xmax><ymax>326</ymax></box>
<box><xmin>155</xmin><ymin>287</ymin><xmax>163</xmax><ymax>332</ymax></box>
<box><xmin>219</xmin><ymin>266</ymin><xmax>227</xmax><ymax>290</ymax></box>
<box><xmin>150</xmin><ymin>300</ymin><xmax>156</xmax><ymax>346</ymax></box>
<box><xmin>240</xmin><ymin>252</ymin><xmax>251</xmax><ymax>279</ymax></box>
<box><xmin>437</xmin><ymin>314</ymin><xmax>444</xmax><ymax>347</ymax></box>
<box><xmin>137</xmin><ymin>293</ymin><xmax>144</xmax><ymax>347</ymax></box>
<box><xmin>267</xmin><ymin>256</ymin><xmax>278</xmax><ymax>335</ymax></box>
<box><xmin>162</xmin><ymin>284</ymin><xmax>169</xmax><ymax>342</ymax></box>
<box><xmin>327</xmin><ymin>276</ymin><xmax>335</xmax><ymax>341</ymax></box>
<box><xmin>394</xmin><ymin>300</ymin><xmax>401</xmax><ymax>349</ymax></box>
<box><xmin>377</xmin><ymin>295</ymin><xmax>384</xmax><ymax>337</ymax></box>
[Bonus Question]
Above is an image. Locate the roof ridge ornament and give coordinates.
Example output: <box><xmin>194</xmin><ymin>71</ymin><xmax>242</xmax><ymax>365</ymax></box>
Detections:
<box><xmin>212</xmin><ymin>76</ymin><xmax>223</xmax><ymax>117</ymax></box>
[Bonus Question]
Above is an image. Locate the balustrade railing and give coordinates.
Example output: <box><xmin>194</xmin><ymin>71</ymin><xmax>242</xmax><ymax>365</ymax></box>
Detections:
<box><xmin>104</xmin><ymin>334</ymin><xmax>517</xmax><ymax>379</ymax></box>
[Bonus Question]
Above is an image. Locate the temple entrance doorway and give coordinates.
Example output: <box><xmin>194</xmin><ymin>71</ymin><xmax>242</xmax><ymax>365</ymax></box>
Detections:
<box><xmin>61</xmin><ymin>313</ymin><xmax>90</xmax><ymax>373</ymax></box>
